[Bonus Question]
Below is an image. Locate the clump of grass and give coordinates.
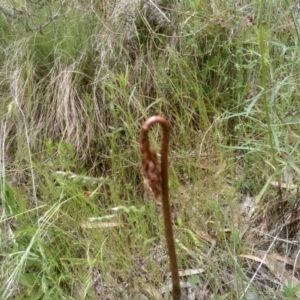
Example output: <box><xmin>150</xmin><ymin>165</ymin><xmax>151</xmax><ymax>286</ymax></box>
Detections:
<box><xmin>1</xmin><ymin>0</ymin><xmax>300</xmax><ymax>299</ymax></box>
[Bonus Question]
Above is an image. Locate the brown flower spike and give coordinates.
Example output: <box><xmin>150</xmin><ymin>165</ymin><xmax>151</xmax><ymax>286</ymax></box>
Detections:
<box><xmin>140</xmin><ymin>116</ymin><xmax>181</xmax><ymax>300</ymax></box>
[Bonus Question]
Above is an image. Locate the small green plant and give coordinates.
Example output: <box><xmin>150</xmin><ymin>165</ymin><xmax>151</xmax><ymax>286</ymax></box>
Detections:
<box><xmin>282</xmin><ymin>278</ymin><xmax>300</xmax><ymax>299</ymax></box>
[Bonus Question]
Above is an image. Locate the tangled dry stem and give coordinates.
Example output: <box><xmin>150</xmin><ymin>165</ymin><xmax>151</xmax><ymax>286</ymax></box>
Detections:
<box><xmin>140</xmin><ymin>116</ymin><xmax>181</xmax><ymax>300</ymax></box>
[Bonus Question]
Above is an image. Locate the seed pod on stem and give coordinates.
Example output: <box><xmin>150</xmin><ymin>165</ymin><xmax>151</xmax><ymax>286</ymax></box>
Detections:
<box><xmin>140</xmin><ymin>116</ymin><xmax>181</xmax><ymax>300</ymax></box>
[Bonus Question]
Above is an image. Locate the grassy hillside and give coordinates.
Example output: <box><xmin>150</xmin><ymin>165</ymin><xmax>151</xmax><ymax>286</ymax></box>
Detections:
<box><xmin>1</xmin><ymin>0</ymin><xmax>300</xmax><ymax>299</ymax></box>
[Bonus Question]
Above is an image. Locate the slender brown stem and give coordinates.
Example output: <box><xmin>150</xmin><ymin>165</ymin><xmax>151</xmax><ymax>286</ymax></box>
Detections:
<box><xmin>140</xmin><ymin>116</ymin><xmax>181</xmax><ymax>300</ymax></box>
